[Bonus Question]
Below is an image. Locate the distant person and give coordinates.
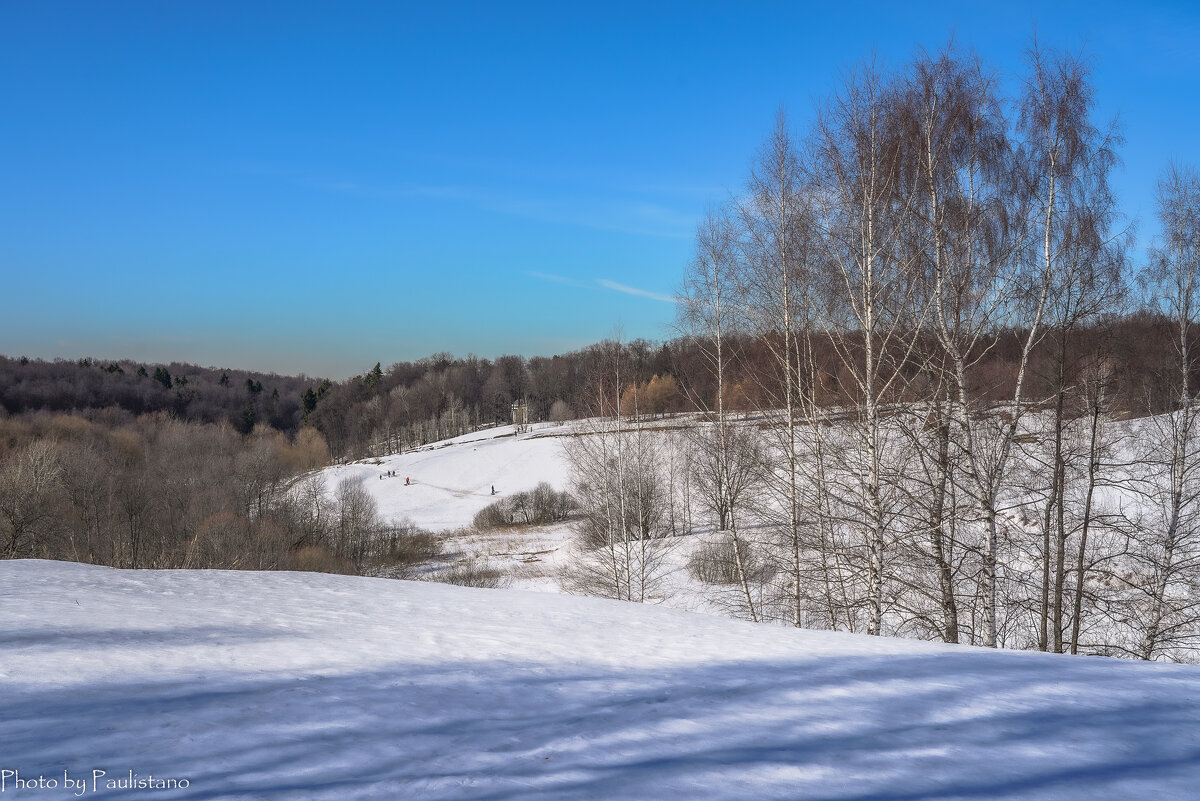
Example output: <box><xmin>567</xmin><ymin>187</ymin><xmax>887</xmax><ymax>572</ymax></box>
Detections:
<box><xmin>491</xmin><ymin>485</ymin><xmax>496</xmax><ymax>495</ymax></box>
<box><xmin>406</xmin><ymin>477</ymin><xmax>410</xmax><ymax>485</ymax></box>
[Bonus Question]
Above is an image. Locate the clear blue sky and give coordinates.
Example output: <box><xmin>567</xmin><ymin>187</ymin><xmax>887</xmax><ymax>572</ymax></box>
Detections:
<box><xmin>2</xmin><ymin>1</ymin><xmax>1198</xmax><ymax>379</ymax></box>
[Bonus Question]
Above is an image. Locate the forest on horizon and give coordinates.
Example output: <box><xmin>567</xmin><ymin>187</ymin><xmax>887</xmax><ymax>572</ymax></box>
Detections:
<box><xmin>0</xmin><ymin>308</ymin><xmax>1190</xmax><ymax>460</ymax></box>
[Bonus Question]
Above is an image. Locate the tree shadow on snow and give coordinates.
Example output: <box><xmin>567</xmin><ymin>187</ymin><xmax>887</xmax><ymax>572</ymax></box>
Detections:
<box><xmin>2</xmin><ymin>648</ymin><xmax>1200</xmax><ymax>801</ymax></box>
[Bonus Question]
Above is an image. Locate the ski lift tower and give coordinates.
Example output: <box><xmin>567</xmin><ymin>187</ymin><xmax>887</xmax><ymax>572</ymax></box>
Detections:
<box><xmin>511</xmin><ymin>399</ymin><xmax>530</xmax><ymax>434</ymax></box>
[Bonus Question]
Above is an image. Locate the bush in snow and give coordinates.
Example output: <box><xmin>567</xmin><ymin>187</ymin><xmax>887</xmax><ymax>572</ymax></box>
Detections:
<box><xmin>687</xmin><ymin>537</ymin><xmax>771</xmax><ymax>586</ymax></box>
<box><xmin>472</xmin><ymin>483</ymin><xmax>575</xmax><ymax>529</ymax></box>
<box><xmin>433</xmin><ymin>559</ymin><xmax>507</xmax><ymax>588</ymax></box>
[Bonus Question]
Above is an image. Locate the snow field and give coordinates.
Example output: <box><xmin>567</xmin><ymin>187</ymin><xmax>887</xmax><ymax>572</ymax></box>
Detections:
<box><xmin>2</xmin><ymin>560</ymin><xmax>1200</xmax><ymax>800</ymax></box>
<box><xmin>324</xmin><ymin>423</ymin><xmax>572</xmax><ymax>532</ymax></box>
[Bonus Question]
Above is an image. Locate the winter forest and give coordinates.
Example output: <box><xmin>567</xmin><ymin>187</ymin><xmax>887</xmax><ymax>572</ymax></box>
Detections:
<box><xmin>5</xmin><ymin>42</ymin><xmax>1200</xmax><ymax>663</ymax></box>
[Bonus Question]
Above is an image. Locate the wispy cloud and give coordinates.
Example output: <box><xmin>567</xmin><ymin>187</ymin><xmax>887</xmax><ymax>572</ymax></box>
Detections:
<box><xmin>526</xmin><ymin>272</ymin><xmax>678</xmax><ymax>303</ymax></box>
<box><xmin>597</xmin><ymin>279</ymin><xmax>677</xmax><ymax>304</ymax></box>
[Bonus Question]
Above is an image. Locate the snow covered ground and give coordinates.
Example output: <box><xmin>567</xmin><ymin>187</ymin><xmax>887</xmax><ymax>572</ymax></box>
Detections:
<box><xmin>3</xmin><ymin>559</ymin><xmax>1200</xmax><ymax>800</ymax></box>
<box><xmin>322</xmin><ymin>423</ymin><xmax>572</xmax><ymax>531</ymax></box>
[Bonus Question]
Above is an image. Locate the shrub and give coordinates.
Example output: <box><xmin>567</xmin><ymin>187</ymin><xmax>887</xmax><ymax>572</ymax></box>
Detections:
<box><xmin>434</xmin><ymin>560</ymin><xmax>507</xmax><ymax>588</ymax></box>
<box><xmin>686</xmin><ymin>537</ymin><xmax>767</xmax><ymax>585</ymax></box>
<box><xmin>473</xmin><ymin>501</ymin><xmax>512</xmax><ymax>529</ymax></box>
<box><xmin>347</xmin><ymin>519</ymin><xmax>444</xmax><ymax>579</ymax></box>
<box><xmin>287</xmin><ymin>545</ymin><xmax>357</xmax><ymax>575</ymax></box>
<box><xmin>472</xmin><ymin>482</ymin><xmax>575</xmax><ymax>529</ymax></box>
<box><xmin>371</xmin><ymin>521</ymin><xmax>443</xmax><ymax>570</ymax></box>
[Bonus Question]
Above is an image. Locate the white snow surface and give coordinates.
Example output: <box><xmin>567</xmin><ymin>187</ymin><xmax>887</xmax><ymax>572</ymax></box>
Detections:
<box><xmin>324</xmin><ymin>423</ymin><xmax>571</xmax><ymax>531</ymax></box>
<box><xmin>3</xmin><ymin>559</ymin><xmax>1200</xmax><ymax>800</ymax></box>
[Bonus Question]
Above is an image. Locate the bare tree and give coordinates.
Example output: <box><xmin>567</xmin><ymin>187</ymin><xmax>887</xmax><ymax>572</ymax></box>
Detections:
<box><xmin>679</xmin><ymin>208</ymin><xmax>766</xmax><ymax>620</ymax></box>
<box><xmin>0</xmin><ymin>439</ymin><xmax>63</xmax><ymax>558</ymax></box>
<box><xmin>903</xmin><ymin>41</ymin><xmax>1107</xmax><ymax>648</ymax></box>
<box><xmin>58</xmin><ymin>440</ymin><xmax>112</xmax><ymax>564</ymax></box>
<box><xmin>1067</xmin><ymin>354</ymin><xmax>1126</xmax><ymax>654</ymax></box>
<box><xmin>808</xmin><ymin>60</ymin><xmax>923</xmax><ymax>635</ymax></box>
<box><xmin>1129</xmin><ymin>164</ymin><xmax>1200</xmax><ymax>660</ymax></box>
<box><xmin>330</xmin><ymin>475</ymin><xmax>383</xmax><ymax>568</ymax></box>
<box><xmin>1014</xmin><ymin>43</ymin><xmax>1126</xmax><ymax>651</ymax></box>
<box><xmin>734</xmin><ymin>111</ymin><xmax>822</xmax><ymax>627</ymax></box>
<box><xmin>902</xmin><ymin>45</ymin><xmax>1016</xmax><ymax>646</ymax></box>
<box><xmin>563</xmin><ymin>339</ymin><xmax>674</xmax><ymax>603</ymax></box>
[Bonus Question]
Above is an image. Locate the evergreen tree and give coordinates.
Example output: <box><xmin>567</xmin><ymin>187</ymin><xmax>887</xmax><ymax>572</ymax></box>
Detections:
<box><xmin>302</xmin><ymin>387</ymin><xmax>318</xmax><ymax>418</ymax></box>
<box><xmin>366</xmin><ymin>362</ymin><xmax>383</xmax><ymax>388</ymax></box>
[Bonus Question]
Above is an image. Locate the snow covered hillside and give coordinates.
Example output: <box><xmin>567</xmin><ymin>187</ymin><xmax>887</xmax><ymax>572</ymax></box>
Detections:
<box><xmin>322</xmin><ymin>423</ymin><xmax>572</xmax><ymax>531</ymax></box>
<box><xmin>318</xmin><ymin>422</ymin><xmax>587</xmax><ymax>595</ymax></box>
<box><xmin>2</xmin><ymin>559</ymin><xmax>1199</xmax><ymax>800</ymax></box>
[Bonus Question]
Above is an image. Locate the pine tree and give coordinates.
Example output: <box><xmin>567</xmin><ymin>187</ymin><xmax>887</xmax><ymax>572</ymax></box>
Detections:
<box><xmin>366</xmin><ymin>362</ymin><xmax>383</xmax><ymax>388</ymax></box>
<box><xmin>302</xmin><ymin>387</ymin><xmax>318</xmax><ymax>418</ymax></box>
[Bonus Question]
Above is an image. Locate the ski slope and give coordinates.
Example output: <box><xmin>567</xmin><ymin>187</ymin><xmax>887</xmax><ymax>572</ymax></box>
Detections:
<box><xmin>322</xmin><ymin>423</ymin><xmax>572</xmax><ymax>531</ymax></box>
<box><xmin>2</xmin><ymin>559</ymin><xmax>1200</xmax><ymax>800</ymax></box>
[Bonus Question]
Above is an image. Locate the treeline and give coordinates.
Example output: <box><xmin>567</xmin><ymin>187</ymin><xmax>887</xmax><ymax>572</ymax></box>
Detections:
<box><xmin>302</xmin><ymin>310</ymin><xmax>1188</xmax><ymax>463</ymax></box>
<box><xmin>675</xmin><ymin>313</ymin><xmax>1187</xmax><ymax>419</ymax></box>
<box><xmin>303</xmin><ymin>346</ymin><xmax>680</xmax><ymax>458</ymax></box>
<box><xmin>2</xmin><ymin>313</ymin><xmax>1182</xmax><ymax>466</ymax></box>
<box><xmin>0</xmin><ymin>356</ymin><xmax>315</xmax><ymax>434</ymax></box>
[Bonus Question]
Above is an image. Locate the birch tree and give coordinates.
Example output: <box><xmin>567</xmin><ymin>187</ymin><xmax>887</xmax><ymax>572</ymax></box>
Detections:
<box><xmin>809</xmin><ymin>61</ymin><xmax>922</xmax><ymax>635</ymax></box>
<box><xmin>734</xmin><ymin>112</ymin><xmax>820</xmax><ymax>627</ymax></box>
<box><xmin>1130</xmin><ymin>164</ymin><xmax>1200</xmax><ymax>660</ymax></box>
<box><xmin>680</xmin><ymin>209</ymin><xmax>764</xmax><ymax>620</ymax></box>
<box><xmin>903</xmin><ymin>46</ymin><xmax>1020</xmax><ymax>646</ymax></box>
<box><xmin>564</xmin><ymin>339</ymin><xmax>674</xmax><ymax>603</ymax></box>
<box><xmin>1019</xmin><ymin>44</ymin><xmax>1125</xmax><ymax>651</ymax></box>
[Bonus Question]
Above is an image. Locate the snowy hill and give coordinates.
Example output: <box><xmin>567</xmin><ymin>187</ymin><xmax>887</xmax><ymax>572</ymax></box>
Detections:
<box><xmin>322</xmin><ymin>423</ymin><xmax>572</xmax><ymax>531</ymax></box>
<box><xmin>2</xmin><ymin>559</ymin><xmax>1200</xmax><ymax>800</ymax></box>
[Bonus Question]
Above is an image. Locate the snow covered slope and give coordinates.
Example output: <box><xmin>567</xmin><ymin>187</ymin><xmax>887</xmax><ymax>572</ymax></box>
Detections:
<box><xmin>3</xmin><ymin>560</ymin><xmax>1199</xmax><ymax>800</ymax></box>
<box><xmin>322</xmin><ymin>423</ymin><xmax>571</xmax><ymax>531</ymax></box>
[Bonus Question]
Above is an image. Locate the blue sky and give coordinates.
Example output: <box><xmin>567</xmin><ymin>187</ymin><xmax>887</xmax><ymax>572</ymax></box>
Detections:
<box><xmin>2</xmin><ymin>1</ymin><xmax>1198</xmax><ymax>379</ymax></box>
